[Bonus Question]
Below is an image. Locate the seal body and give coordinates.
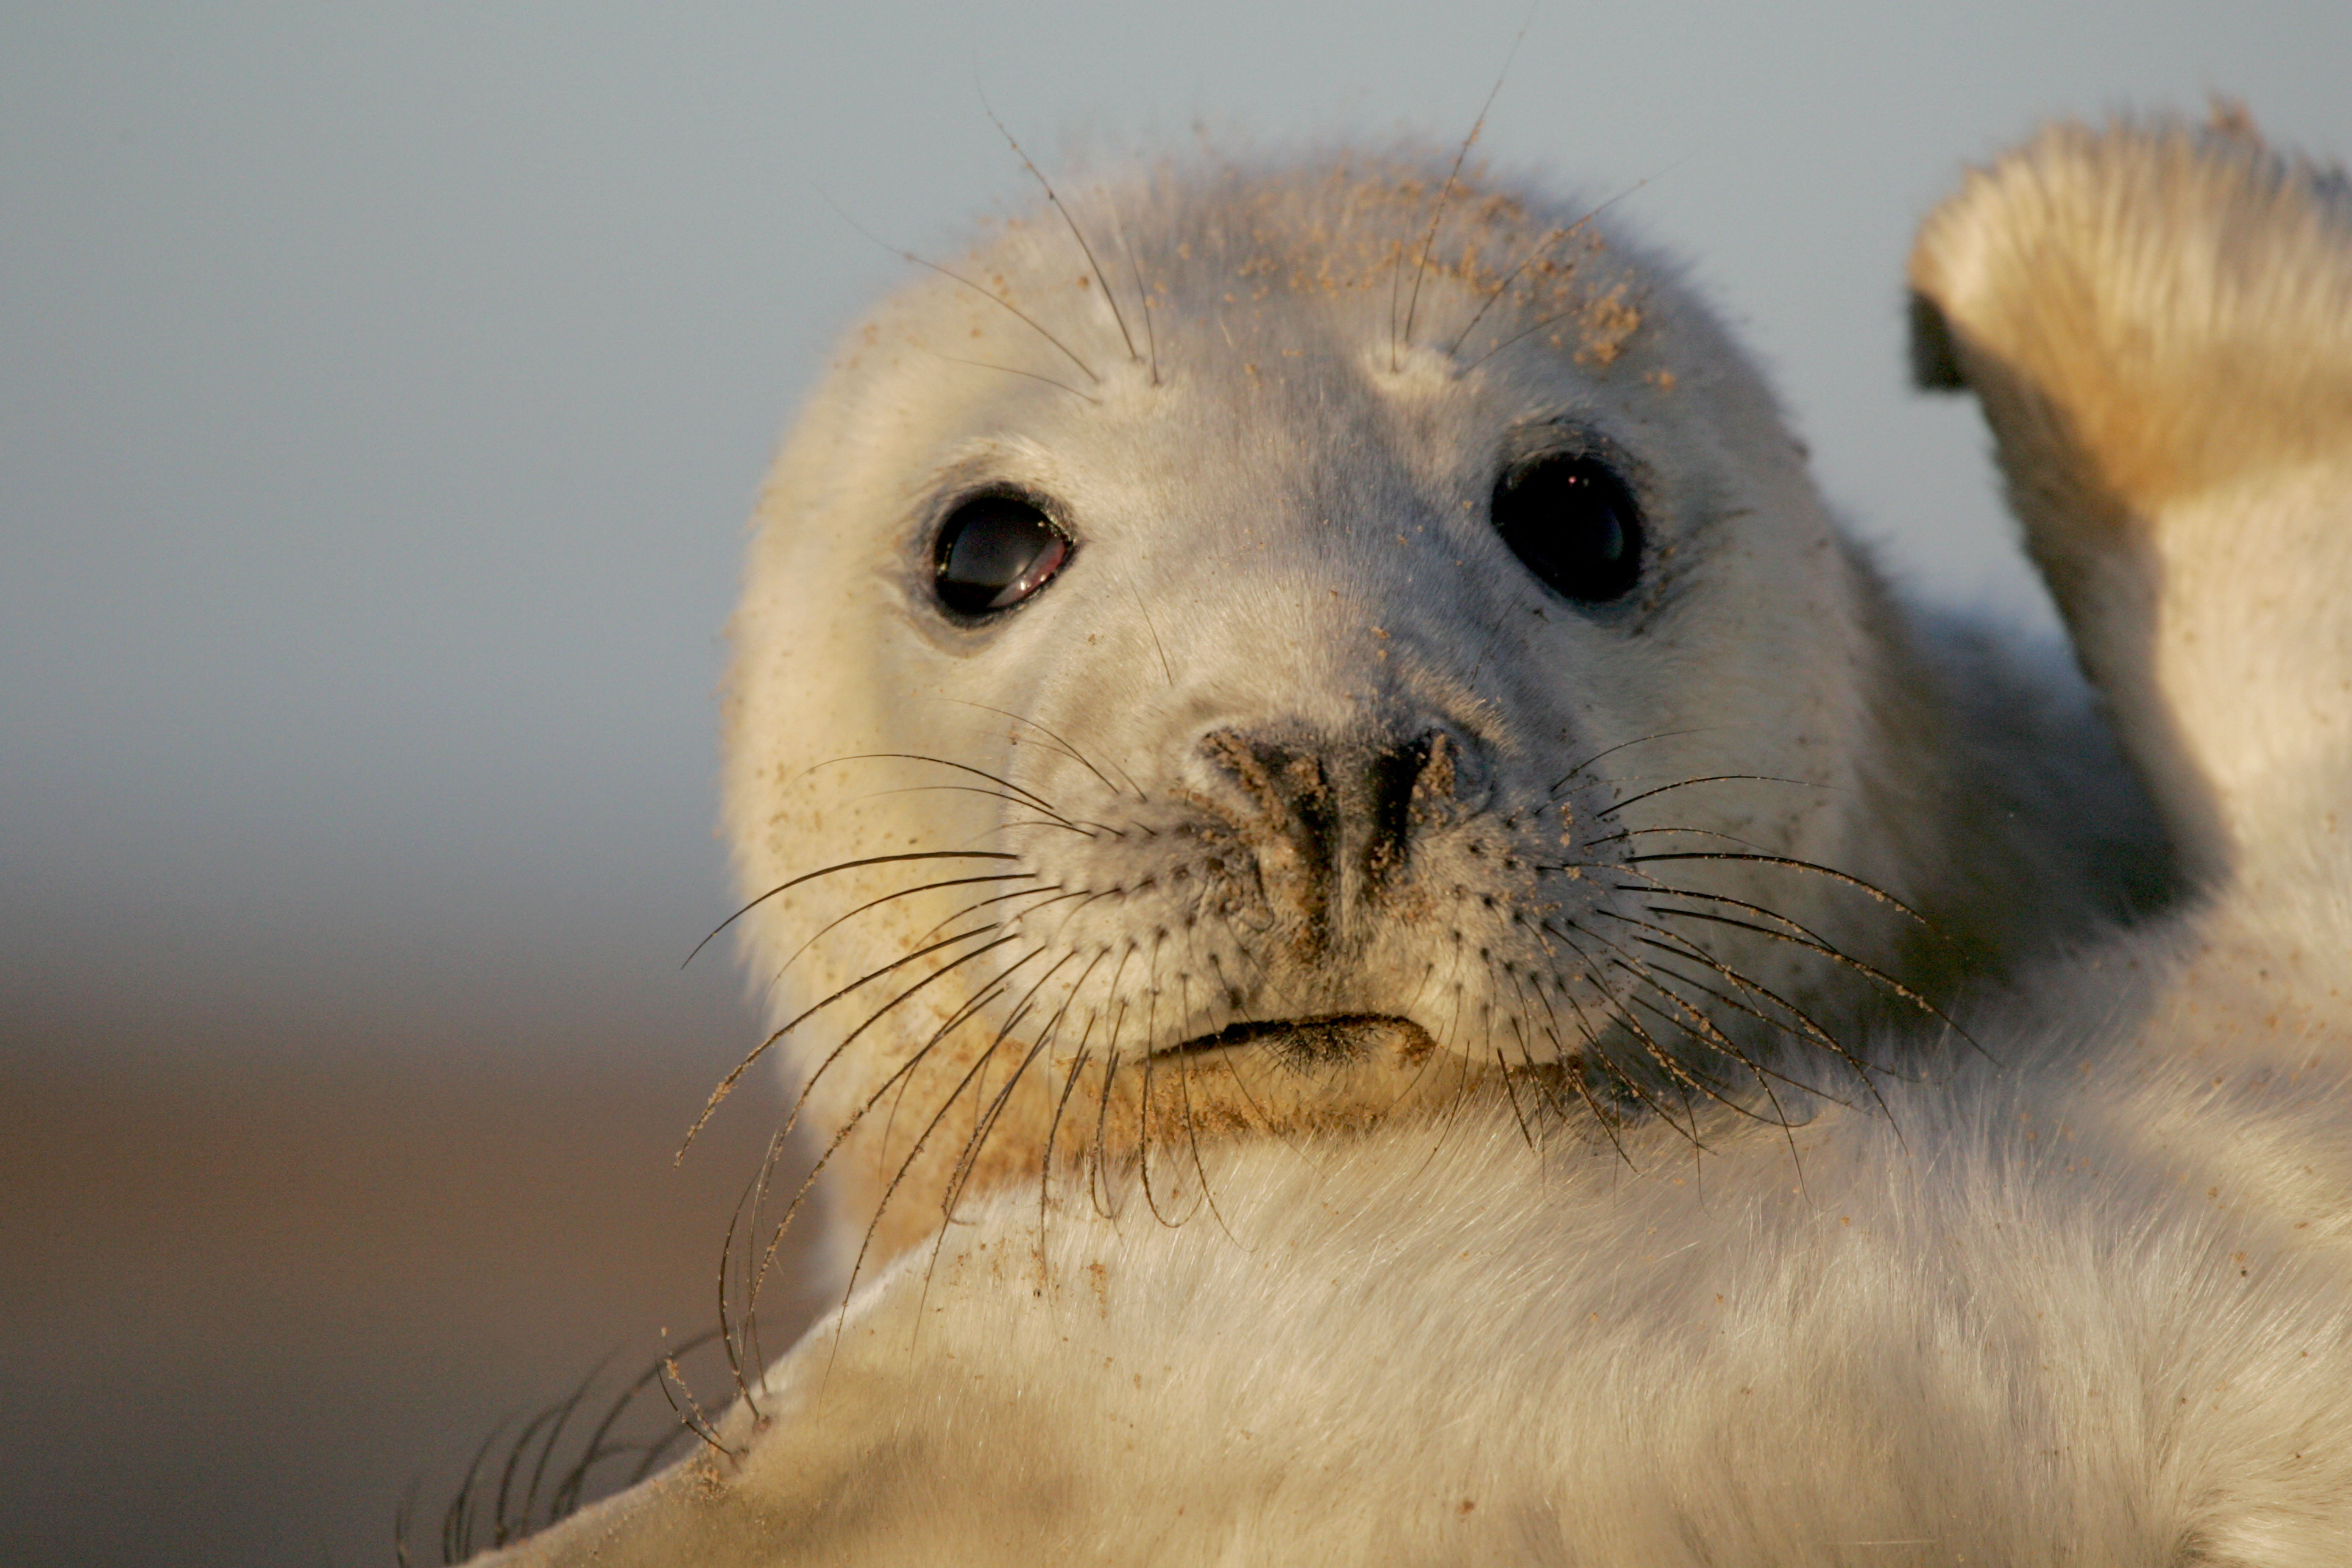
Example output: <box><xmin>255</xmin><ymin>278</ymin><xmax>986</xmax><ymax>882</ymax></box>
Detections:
<box><xmin>472</xmin><ymin>118</ymin><xmax>2352</xmax><ymax>1564</ymax></box>
<box><xmin>721</xmin><ymin>153</ymin><xmax>2162</xmax><ymax>1264</ymax></box>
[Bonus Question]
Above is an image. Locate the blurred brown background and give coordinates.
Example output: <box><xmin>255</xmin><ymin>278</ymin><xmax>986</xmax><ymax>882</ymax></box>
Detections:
<box><xmin>6</xmin><ymin>5</ymin><xmax>2344</xmax><ymax>1566</ymax></box>
<box><xmin>1</xmin><ymin>904</ymin><xmax>815</xmax><ymax>1568</ymax></box>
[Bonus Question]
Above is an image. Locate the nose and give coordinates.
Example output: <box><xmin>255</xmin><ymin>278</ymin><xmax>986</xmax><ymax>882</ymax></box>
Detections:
<box><xmin>1196</xmin><ymin>724</ymin><xmax>1480</xmax><ymax>961</ymax></box>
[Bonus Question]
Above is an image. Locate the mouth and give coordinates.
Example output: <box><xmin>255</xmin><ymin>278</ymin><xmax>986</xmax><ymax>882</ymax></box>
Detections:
<box><xmin>1162</xmin><ymin>1013</ymin><xmax>1438</xmax><ymax>1071</ymax></box>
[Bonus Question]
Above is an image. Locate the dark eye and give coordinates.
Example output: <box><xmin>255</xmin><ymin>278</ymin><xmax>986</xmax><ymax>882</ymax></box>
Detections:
<box><xmin>1491</xmin><ymin>454</ymin><xmax>1644</xmax><ymax>604</ymax></box>
<box><xmin>932</xmin><ymin>493</ymin><xmax>1073</xmax><ymax>616</ymax></box>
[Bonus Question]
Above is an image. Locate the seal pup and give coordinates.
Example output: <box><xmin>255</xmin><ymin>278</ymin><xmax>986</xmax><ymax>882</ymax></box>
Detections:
<box><xmin>711</xmin><ymin>141</ymin><xmax>2164</xmax><ymax>1276</ymax></box>
<box><xmin>471</xmin><ymin>114</ymin><xmax>2352</xmax><ymax>1565</ymax></box>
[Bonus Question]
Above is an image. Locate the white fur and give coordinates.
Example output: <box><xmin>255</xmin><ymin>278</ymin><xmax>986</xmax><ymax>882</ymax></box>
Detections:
<box><xmin>480</xmin><ymin>119</ymin><xmax>2352</xmax><ymax>1565</ymax></box>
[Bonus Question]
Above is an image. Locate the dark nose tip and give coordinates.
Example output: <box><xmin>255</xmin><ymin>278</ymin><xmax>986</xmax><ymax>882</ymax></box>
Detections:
<box><xmin>1197</xmin><ymin>725</ymin><xmax>1474</xmax><ymax>959</ymax></box>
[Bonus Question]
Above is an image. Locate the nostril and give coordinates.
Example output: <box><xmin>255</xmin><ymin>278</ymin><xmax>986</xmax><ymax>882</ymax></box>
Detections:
<box><xmin>1199</xmin><ymin>729</ymin><xmax>1336</xmax><ymax>829</ymax></box>
<box><xmin>1194</xmin><ymin>722</ymin><xmax>1493</xmax><ymax>957</ymax></box>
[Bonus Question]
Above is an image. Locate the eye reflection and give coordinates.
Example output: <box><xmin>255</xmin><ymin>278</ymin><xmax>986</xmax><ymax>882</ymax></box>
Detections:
<box><xmin>933</xmin><ymin>494</ymin><xmax>1072</xmax><ymax>616</ymax></box>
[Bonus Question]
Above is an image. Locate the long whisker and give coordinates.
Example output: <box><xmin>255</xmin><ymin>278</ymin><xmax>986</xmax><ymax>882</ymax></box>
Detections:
<box><xmin>942</xmin><ymin>952</ymin><xmax>1086</xmax><ymax>1215</ymax></box>
<box><xmin>1604</xmin><ymin>905</ymin><xmax>1873</xmax><ymax>1076</ymax></box>
<box><xmin>940</xmin><ymin>698</ymin><xmax>1150</xmax><ymax>802</ymax></box>
<box><xmin>814</xmin><ymin>187</ymin><xmax>1101</xmax><ymax>384</ymax></box>
<box><xmin>1032</xmin><ymin>952</ymin><xmax>1111</xmax><ymax>1225</ymax></box>
<box><xmin>1396</xmin><ymin>21</ymin><xmax>1527</xmax><ymax>366</ymax></box>
<box><xmin>1461</xmin><ymin>301</ymin><xmax>1583</xmax><ymax>372</ymax></box>
<box><xmin>1546</xmin><ymin>727</ymin><xmax>1719</xmax><ymax>794</ymax></box>
<box><xmin>1574</xmin><ymin>925</ymin><xmax>1791</xmax><ymax>1131</ymax></box>
<box><xmin>1595</xmin><ymin>773</ymin><xmax>1826</xmax><ymax>820</ymax></box>
<box><xmin>936</xmin><ymin>1002</ymin><xmax>1047</xmax><ymax>1227</ymax></box>
<box><xmin>1616</xmin><ymin>850</ymin><xmax>1936</xmax><ymax>927</ymax></box>
<box><xmin>1168</xmin><ymin>977</ymin><xmax>1239</xmax><ymax>1239</ymax></box>
<box><xmin>976</xmin><ymin>79</ymin><xmax>1140</xmax><ymax>366</ymax></box>
<box><xmin>1626</xmin><ymin>941</ymin><xmax>1875</xmax><ymax>1110</ymax></box>
<box><xmin>1586</xmin><ymin>930</ymin><xmax>1812</xmax><ymax>1124</ymax></box>
<box><xmin>807</xmin><ymin>752</ymin><xmax>1071</xmax><ymax>816</ymax></box>
<box><xmin>1039</xmin><ymin>1035</ymin><xmax>1096</xmax><ymax>1242</ymax></box>
<box><xmin>918</xmin><ymin>348</ymin><xmax>1101</xmax><ymax>405</ymax></box>
<box><xmin>685</xmin><ymin>850</ymin><xmax>1020</xmax><ymax>968</ymax></box>
<box><xmin>850</xmin><ymin>783</ymin><xmax>1098</xmax><ymax>834</ymax></box>
<box><xmin>756</xmin><ymin>960</ymin><xmax>1032</xmax><ymax>1302</ymax></box>
<box><xmin>681</xmin><ymin>924</ymin><xmax>1014</xmax><ymax>1152</ymax></box>
<box><xmin>1514</xmin><ymin>972</ymin><xmax>1637</xmax><ymax>1165</ymax></box>
<box><xmin>1644</xmin><ymin>904</ymin><xmax>1971</xmax><ymax>1048</ymax></box>
<box><xmin>1542</xmin><ymin>922</ymin><xmax>1710</xmax><ymax>1139</ymax></box>
<box><xmin>715</xmin><ymin>1161</ymin><xmax>765</xmax><ymax>1417</ymax></box>
<box><xmin>779</xmin><ymin>871</ymin><xmax>1038</xmax><ymax>974</ymax></box>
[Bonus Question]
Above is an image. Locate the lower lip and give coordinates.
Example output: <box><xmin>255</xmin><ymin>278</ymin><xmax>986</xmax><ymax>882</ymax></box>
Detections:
<box><xmin>1161</xmin><ymin>1013</ymin><xmax>1436</xmax><ymax>1065</ymax></box>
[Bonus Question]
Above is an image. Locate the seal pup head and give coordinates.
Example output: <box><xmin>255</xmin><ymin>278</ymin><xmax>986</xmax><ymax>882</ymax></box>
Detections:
<box><xmin>722</xmin><ymin>152</ymin><xmax>2007</xmax><ymax>1259</ymax></box>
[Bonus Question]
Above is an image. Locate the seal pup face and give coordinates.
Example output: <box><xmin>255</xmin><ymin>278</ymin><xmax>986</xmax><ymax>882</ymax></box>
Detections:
<box><xmin>724</xmin><ymin>155</ymin><xmax>1903</xmax><ymax>1257</ymax></box>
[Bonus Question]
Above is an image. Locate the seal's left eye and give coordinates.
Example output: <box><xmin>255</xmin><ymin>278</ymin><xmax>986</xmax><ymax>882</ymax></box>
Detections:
<box><xmin>932</xmin><ymin>494</ymin><xmax>1072</xmax><ymax>616</ymax></box>
<box><xmin>1491</xmin><ymin>454</ymin><xmax>1644</xmax><ymax>605</ymax></box>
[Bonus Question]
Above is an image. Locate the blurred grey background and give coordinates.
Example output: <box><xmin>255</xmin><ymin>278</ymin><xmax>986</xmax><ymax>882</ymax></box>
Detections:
<box><xmin>3</xmin><ymin>3</ymin><xmax>2345</xmax><ymax>1564</ymax></box>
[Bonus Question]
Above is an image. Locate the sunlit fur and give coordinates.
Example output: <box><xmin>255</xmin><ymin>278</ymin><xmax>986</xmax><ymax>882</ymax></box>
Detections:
<box><xmin>473</xmin><ymin>117</ymin><xmax>2352</xmax><ymax>1564</ymax></box>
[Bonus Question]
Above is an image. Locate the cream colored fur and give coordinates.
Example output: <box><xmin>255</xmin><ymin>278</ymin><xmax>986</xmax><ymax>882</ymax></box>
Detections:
<box><xmin>480</xmin><ymin>119</ymin><xmax>2351</xmax><ymax>1565</ymax></box>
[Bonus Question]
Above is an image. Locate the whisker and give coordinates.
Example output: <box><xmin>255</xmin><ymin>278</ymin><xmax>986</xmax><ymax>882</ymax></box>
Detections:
<box><xmin>1566</xmin><ymin>914</ymin><xmax>1795</xmax><ymax>1130</ymax></box>
<box><xmin>759</xmin><ymin>961</ymin><xmax>1032</xmax><ymax>1303</ymax></box>
<box><xmin>1039</xmin><ymin>1036</ymin><xmax>1095</xmax><ymax>1242</ymax></box>
<box><xmin>1123</xmin><ymin>218</ymin><xmax>1160</xmax><ymax>386</ymax></box>
<box><xmin>807</xmin><ymin>751</ymin><xmax>1071</xmax><ymax>816</ymax></box>
<box><xmin>1033</xmin><ymin>952</ymin><xmax>1110</xmax><ymax>1220</ymax></box>
<box><xmin>857</xmin><ymin>1000</ymin><xmax>1066</xmax><ymax>1322</ymax></box>
<box><xmin>943</xmin><ymin>950</ymin><xmax>1088</xmax><ymax>1214</ymax></box>
<box><xmin>1168</xmin><ymin>977</ymin><xmax>1240</xmax><ymax>1239</ymax></box>
<box><xmin>765</xmin><ymin>930</ymin><xmax>1020</xmax><ymax>1170</ymax></box>
<box><xmin>738</xmin><ymin>1124</ymin><xmax>799</xmax><ymax>1377</ymax></box>
<box><xmin>780</xmin><ymin>871</ymin><xmax>1038</xmax><ymax>973</ymax></box>
<box><xmin>1516</xmin><ymin>977</ymin><xmax>1637</xmax><ymax>1164</ymax></box>
<box><xmin>1447</xmin><ymin>176</ymin><xmax>1656</xmax><ymax>358</ymax></box>
<box><xmin>1643</xmin><ymin>904</ymin><xmax>1965</xmax><ymax>1041</ymax></box>
<box><xmin>1135</xmin><ymin>942</ymin><xmax>1185</xmax><ymax>1226</ymax></box>
<box><xmin>815</xmin><ymin>955</ymin><xmax>1051</xmax><ymax>1333</ymax></box>
<box><xmin>1617</xmin><ymin>881</ymin><xmax>1857</xmax><ymax>952</ymax></box>
<box><xmin>1088</xmin><ymin>948</ymin><xmax>1141</xmax><ymax>1219</ymax></box>
<box><xmin>714</xmin><ymin>1161</ymin><xmax>764</xmax><ymax>1418</ymax></box>
<box><xmin>680</xmin><ymin>924</ymin><xmax>1014</xmax><ymax>1152</ymax></box>
<box><xmin>684</xmin><ymin>850</ymin><xmax>1020</xmax><ymax>968</ymax></box>
<box><xmin>895</xmin><ymin>884</ymin><xmax>1070</xmax><ymax>955</ymax></box>
<box><xmin>814</xmin><ymin>187</ymin><xmax>1101</xmax><ymax>385</ymax></box>
<box><xmin>852</xmin><ymin>783</ymin><xmax>1121</xmax><ymax>836</ymax></box>
<box><xmin>938</xmin><ymin>1000</ymin><xmax>1047</xmax><ymax>1225</ymax></box>
<box><xmin>1541</xmin><ymin>924</ymin><xmax>1710</xmax><ymax>1141</ymax></box>
<box><xmin>976</xmin><ymin>79</ymin><xmax>1139</xmax><ymax>366</ymax></box>
<box><xmin>1595</xmin><ymin>773</ymin><xmax>1825</xmax><ymax>821</ymax></box>
<box><xmin>1546</xmin><ymin>727</ymin><xmax>1717</xmax><ymax>795</ymax></box>
<box><xmin>939</xmin><ymin>698</ymin><xmax>1150</xmax><ymax>802</ymax></box>
<box><xmin>1396</xmin><ymin>22</ymin><xmax>1527</xmax><ymax>366</ymax></box>
<box><xmin>1618</xmin><ymin>850</ymin><xmax>1937</xmax><ymax>928</ymax></box>
<box><xmin>541</xmin><ymin>1334</ymin><xmax>716</xmax><ymax>1523</ymax></box>
<box><xmin>443</xmin><ymin>1412</ymin><xmax>518</xmax><ymax>1562</ymax></box>
<box><xmin>918</xmin><ymin>348</ymin><xmax>1100</xmax><ymax>405</ymax></box>
<box><xmin>1591</xmin><ymin>906</ymin><xmax>1896</xmax><ymax>1095</ymax></box>
<box><xmin>653</xmin><ymin>1338</ymin><xmax>734</xmax><ymax>1459</ymax></box>
<box><xmin>1621</xmin><ymin>930</ymin><xmax>1878</xmax><ymax>1101</ymax></box>
<box><xmin>1460</xmin><ymin>302</ymin><xmax>1581</xmax><ymax>372</ymax></box>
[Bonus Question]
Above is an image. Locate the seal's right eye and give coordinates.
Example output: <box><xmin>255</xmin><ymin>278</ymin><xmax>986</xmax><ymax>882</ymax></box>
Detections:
<box><xmin>932</xmin><ymin>493</ymin><xmax>1072</xmax><ymax>617</ymax></box>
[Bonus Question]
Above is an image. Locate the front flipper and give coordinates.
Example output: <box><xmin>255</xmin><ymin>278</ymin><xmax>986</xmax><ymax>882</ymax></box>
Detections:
<box><xmin>1909</xmin><ymin>114</ymin><xmax>2352</xmax><ymax>888</ymax></box>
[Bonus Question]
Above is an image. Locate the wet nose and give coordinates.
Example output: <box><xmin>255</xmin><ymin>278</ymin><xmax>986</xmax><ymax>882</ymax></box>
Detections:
<box><xmin>1196</xmin><ymin>724</ymin><xmax>1478</xmax><ymax>960</ymax></box>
